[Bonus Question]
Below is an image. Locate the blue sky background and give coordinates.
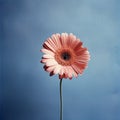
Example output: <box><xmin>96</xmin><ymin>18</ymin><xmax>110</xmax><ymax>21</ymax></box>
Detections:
<box><xmin>1</xmin><ymin>0</ymin><xmax>120</xmax><ymax>120</ymax></box>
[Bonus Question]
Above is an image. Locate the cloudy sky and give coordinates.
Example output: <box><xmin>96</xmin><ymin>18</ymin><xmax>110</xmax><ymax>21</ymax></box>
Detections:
<box><xmin>1</xmin><ymin>0</ymin><xmax>120</xmax><ymax>120</ymax></box>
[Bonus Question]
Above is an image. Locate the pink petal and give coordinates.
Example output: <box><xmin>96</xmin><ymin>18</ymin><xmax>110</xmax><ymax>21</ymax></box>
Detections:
<box><xmin>41</xmin><ymin>58</ymin><xmax>48</xmax><ymax>63</ymax></box>
<box><xmin>68</xmin><ymin>66</ymin><xmax>78</xmax><ymax>78</ymax></box>
<box><xmin>63</xmin><ymin>66</ymin><xmax>72</xmax><ymax>79</ymax></box>
<box><xmin>60</xmin><ymin>33</ymin><xmax>68</xmax><ymax>47</ymax></box>
<box><xmin>65</xmin><ymin>66</ymin><xmax>73</xmax><ymax>79</ymax></box>
<box><xmin>51</xmin><ymin>34</ymin><xmax>62</xmax><ymax>49</ymax></box>
<box><xmin>43</xmin><ymin>54</ymin><xmax>54</xmax><ymax>59</ymax></box>
<box><xmin>76</xmin><ymin>48</ymin><xmax>87</xmax><ymax>55</ymax></box>
<box><xmin>71</xmin><ymin>64</ymin><xmax>82</xmax><ymax>74</ymax></box>
<box><xmin>68</xmin><ymin>33</ymin><xmax>77</xmax><ymax>46</ymax></box>
<box><xmin>63</xmin><ymin>66</ymin><xmax>69</xmax><ymax>78</ymax></box>
<box><xmin>59</xmin><ymin>67</ymin><xmax>67</xmax><ymax>79</ymax></box>
<box><xmin>53</xmin><ymin>65</ymin><xmax>62</xmax><ymax>74</ymax></box>
<box><xmin>73</xmin><ymin>41</ymin><xmax>83</xmax><ymax>51</ymax></box>
<box><xmin>47</xmin><ymin>37</ymin><xmax>58</xmax><ymax>50</ymax></box>
<box><xmin>59</xmin><ymin>67</ymin><xmax>64</xmax><ymax>76</ymax></box>
<box><xmin>46</xmin><ymin>59</ymin><xmax>58</xmax><ymax>66</ymax></box>
<box><xmin>76</xmin><ymin>51</ymin><xmax>90</xmax><ymax>63</ymax></box>
<box><xmin>46</xmin><ymin>65</ymin><xmax>56</xmax><ymax>72</ymax></box>
<box><xmin>68</xmin><ymin>35</ymin><xmax>82</xmax><ymax>51</ymax></box>
<box><xmin>59</xmin><ymin>66</ymin><xmax>78</xmax><ymax>79</ymax></box>
<box><xmin>72</xmin><ymin>62</ymin><xmax>86</xmax><ymax>74</ymax></box>
<box><xmin>41</xmin><ymin>48</ymin><xmax>54</xmax><ymax>56</ymax></box>
<box><xmin>44</xmin><ymin>41</ymin><xmax>56</xmax><ymax>52</ymax></box>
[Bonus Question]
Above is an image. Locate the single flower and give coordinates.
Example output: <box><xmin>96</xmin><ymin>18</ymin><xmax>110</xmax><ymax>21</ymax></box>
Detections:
<box><xmin>41</xmin><ymin>33</ymin><xmax>90</xmax><ymax>79</ymax></box>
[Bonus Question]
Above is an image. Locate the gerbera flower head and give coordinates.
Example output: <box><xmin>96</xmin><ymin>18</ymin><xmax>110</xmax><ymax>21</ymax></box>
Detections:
<box><xmin>40</xmin><ymin>33</ymin><xmax>90</xmax><ymax>80</ymax></box>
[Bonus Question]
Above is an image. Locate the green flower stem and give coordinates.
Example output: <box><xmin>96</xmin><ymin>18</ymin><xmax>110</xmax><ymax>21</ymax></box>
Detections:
<box><xmin>60</xmin><ymin>79</ymin><xmax>63</xmax><ymax>120</ymax></box>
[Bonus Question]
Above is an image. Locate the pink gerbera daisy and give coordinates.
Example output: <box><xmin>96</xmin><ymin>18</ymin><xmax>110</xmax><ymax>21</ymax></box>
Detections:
<box><xmin>41</xmin><ymin>33</ymin><xmax>90</xmax><ymax>79</ymax></box>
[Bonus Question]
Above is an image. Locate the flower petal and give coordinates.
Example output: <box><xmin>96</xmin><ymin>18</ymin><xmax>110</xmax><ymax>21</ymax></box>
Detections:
<box><xmin>60</xmin><ymin>33</ymin><xmax>68</xmax><ymax>47</ymax></box>
<box><xmin>68</xmin><ymin>33</ymin><xmax>77</xmax><ymax>47</ymax></box>
<box><xmin>46</xmin><ymin>59</ymin><xmax>58</xmax><ymax>66</ymax></box>
<box><xmin>41</xmin><ymin>48</ymin><xmax>54</xmax><ymax>56</ymax></box>
<box><xmin>76</xmin><ymin>51</ymin><xmax>90</xmax><ymax>63</ymax></box>
<box><xmin>75</xmin><ymin>48</ymin><xmax>87</xmax><ymax>56</ymax></box>
<box><xmin>65</xmin><ymin>66</ymin><xmax>73</xmax><ymax>79</ymax></box>
<box><xmin>73</xmin><ymin>41</ymin><xmax>83</xmax><ymax>51</ymax></box>
<box><xmin>53</xmin><ymin>64</ymin><xmax>62</xmax><ymax>74</ymax></box>
<box><xmin>59</xmin><ymin>66</ymin><xmax>64</xmax><ymax>76</ymax></box>
<box><xmin>43</xmin><ymin>54</ymin><xmax>54</xmax><ymax>59</ymax></box>
<box><xmin>51</xmin><ymin>34</ymin><xmax>61</xmax><ymax>49</ymax></box>
<box><xmin>43</xmin><ymin>41</ymin><xmax>56</xmax><ymax>52</ymax></box>
<box><xmin>68</xmin><ymin>66</ymin><xmax>78</xmax><ymax>78</ymax></box>
<box><xmin>46</xmin><ymin>65</ymin><xmax>56</xmax><ymax>72</ymax></box>
<box><xmin>47</xmin><ymin>37</ymin><xmax>58</xmax><ymax>50</ymax></box>
<box><xmin>72</xmin><ymin>62</ymin><xmax>87</xmax><ymax>74</ymax></box>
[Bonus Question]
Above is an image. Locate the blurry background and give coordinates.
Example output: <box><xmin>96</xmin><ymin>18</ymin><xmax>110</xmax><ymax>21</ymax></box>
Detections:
<box><xmin>1</xmin><ymin>0</ymin><xmax>120</xmax><ymax>120</ymax></box>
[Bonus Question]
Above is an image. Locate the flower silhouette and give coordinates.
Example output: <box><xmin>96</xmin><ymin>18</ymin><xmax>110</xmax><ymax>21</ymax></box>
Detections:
<box><xmin>41</xmin><ymin>33</ymin><xmax>90</xmax><ymax>79</ymax></box>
